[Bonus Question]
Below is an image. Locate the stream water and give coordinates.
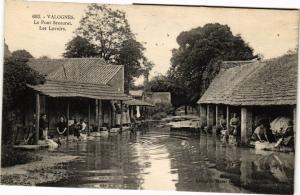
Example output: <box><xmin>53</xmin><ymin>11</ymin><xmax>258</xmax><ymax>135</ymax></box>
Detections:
<box><xmin>41</xmin><ymin>125</ymin><xmax>294</xmax><ymax>194</ymax></box>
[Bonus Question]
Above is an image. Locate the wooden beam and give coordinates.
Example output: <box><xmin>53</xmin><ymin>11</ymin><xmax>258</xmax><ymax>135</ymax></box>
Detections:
<box><xmin>88</xmin><ymin>100</ymin><xmax>91</xmax><ymax>136</ymax></box>
<box><xmin>98</xmin><ymin>100</ymin><xmax>102</xmax><ymax>131</ymax></box>
<box><xmin>207</xmin><ymin>104</ymin><xmax>210</xmax><ymax>128</ymax></box>
<box><xmin>95</xmin><ymin>99</ymin><xmax>98</xmax><ymax>125</ymax></box>
<box><xmin>215</xmin><ymin>105</ymin><xmax>219</xmax><ymax>126</ymax></box>
<box><xmin>67</xmin><ymin>100</ymin><xmax>70</xmax><ymax>141</ymax></box>
<box><xmin>35</xmin><ymin>93</ymin><xmax>40</xmax><ymax>145</ymax></box>
<box><xmin>226</xmin><ymin>106</ymin><xmax>230</xmax><ymax>131</ymax></box>
<box><xmin>241</xmin><ymin>107</ymin><xmax>252</xmax><ymax>145</ymax></box>
<box><xmin>293</xmin><ymin>106</ymin><xmax>296</xmax><ymax>149</ymax></box>
<box><xmin>120</xmin><ymin>100</ymin><xmax>123</xmax><ymax>132</ymax></box>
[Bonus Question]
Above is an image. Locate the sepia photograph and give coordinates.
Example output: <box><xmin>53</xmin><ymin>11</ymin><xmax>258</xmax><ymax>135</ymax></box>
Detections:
<box><xmin>1</xmin><ymin>0</ymin><xmax>299</xmax><ymax>194</ymax></box>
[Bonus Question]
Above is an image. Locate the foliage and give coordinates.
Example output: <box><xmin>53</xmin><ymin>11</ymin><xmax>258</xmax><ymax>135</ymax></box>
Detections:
<box><xmin>145</xmin><ymin>74</ymin><xmax>190</xmax><ymax>109</ymax></box>
<box><xmin>63</xmin><ymin>36</ymin><xmax>97</xmax><ymax>58</ymax></box>
<box><xmin>116</xmin><ymin>38</ymin><xmax>146</xmax><ymax>93</ymax></box>
<box><xmin>11</xmin><ymin>49</ymin><xmax>33</xmax><ymax>60</ymax></box>
<box><xmin>169</xmin><ymin>23</ymin><xmax>255</xmax><ymax>106</ymax></box>
<box><xmin>2</xmin><ymin>57</ymin><xmax>45</xmax><ymax>144</ymax></box>
<box><xmin>69</xmin><ymin>4</ymin><xmax>151</xmax><ymax>93</ymax></box>
<box><xmin>3</xmin><ymin>57</ymin><xmax>45</xmax><ymax>111</ymax></box>
<box><xmin>149</xmin><ymin>102</ymin><xmax>173</xmax><ymax>120</ymax></box>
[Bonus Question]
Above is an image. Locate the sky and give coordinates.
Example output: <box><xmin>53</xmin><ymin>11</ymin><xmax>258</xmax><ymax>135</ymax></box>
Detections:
<box><xmin>5</xmin><ymin>0</ymin><xmax>299</xmax><ymax>84</ymax></box>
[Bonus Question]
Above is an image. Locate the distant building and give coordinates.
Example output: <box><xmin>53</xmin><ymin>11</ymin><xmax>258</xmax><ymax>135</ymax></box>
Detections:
<box><xmin>197</xmin><ymin>54</ymin><xmax>297</xmax><ymax>144</ymax></box>
<box><xmin>143</xmin><ymin>92</ymin><xmax>171</xmax><ymax>105</ymax></box>
<box><xmin>4</xmin><ymin>42</ymin><xmax>11</xmax><ymax>58</ymax></box>
<box><xmin>129</xmin><ymin>90</ymin><xmax>143</xmax><ymax>100</ymax></box>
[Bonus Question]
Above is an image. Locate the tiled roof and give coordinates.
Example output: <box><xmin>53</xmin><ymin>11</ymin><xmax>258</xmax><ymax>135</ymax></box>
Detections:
<box><xmin>28</xmin><ymin>58</ymin><xmax>122</xmax><ymax>85</ymax></box>
<box><xmin>129</xmin><ymin>90</ymin><xmax>143</xmax><ymax>97</ymax></box>
<box><xmin>27</xmin><ymin>80</ymin><xmax>130</xmax><ymax>101</ymax></box>
<box><xmin>198</xmin><ymin>54</ymin><xmax>297</xmax><ymax>106</ymax></box>
<box><xmin>124</xmin><ymin>98</ymin><xmax>154</xmax><ymax>107</ymax></box>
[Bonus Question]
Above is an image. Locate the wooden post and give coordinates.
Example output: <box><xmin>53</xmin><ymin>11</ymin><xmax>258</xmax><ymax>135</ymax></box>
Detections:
<box><xmin>293</xmin><ymin>106</ymin><xmax>296</xmax><ymax>148</ymax></box>
<box><xmin>241</xmin><ymin>107</ymin><xmax>253</xmax><ymax>145</ymax></box>
<box><xmin>120</xmin><ymin>100</ymin><xmax>123</xmax><ymax>132</ymax></box>
<box><xmin>35</xmin><ymin>93</ymin><xmax>40</xmax><ymax>145</ymax></box>
<box><xmin>226</xmin><ymin>106</ymin><xmax>230</xmax><ymax>131</ymax></box>
<box><xmin>98</xmin><ymin>100</ymin><xmax>102</xmax><ymax>131</ymax></box>
<box><xmin>95</xmin><ymin>100</ymin><xmax>98</xmax><ymax>125</ymax></box>
<box><xmin>88</xmin><ymin>100</ymin><xmax>91</xmax><ymax>136</ymax></box>
<box><xmin>215</xmin><ymin>105</ymin><xmax>219</xmax><ymax>126</ymax></box>
<box><xmin>207</xmin><ymin>104</ymin><xmax>210</xmax><ymax>128</ymax></box>
<box><xmin>67</xmin><ymin>100</ymin><xmax>70</xmax><ymax>141</ymax></box>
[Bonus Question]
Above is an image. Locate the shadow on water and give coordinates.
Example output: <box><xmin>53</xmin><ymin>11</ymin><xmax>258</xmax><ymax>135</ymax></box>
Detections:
<box><xmin>40</xmin><ymin>125</ymin><xmax>294</xmax><ymax>194</ymax></box>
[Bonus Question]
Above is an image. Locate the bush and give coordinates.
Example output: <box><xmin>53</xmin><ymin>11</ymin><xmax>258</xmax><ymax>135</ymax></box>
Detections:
<box><xmin>149</xmin><ymin>102</ymin><xmax>174</xmax><ymax>119</ymax></box>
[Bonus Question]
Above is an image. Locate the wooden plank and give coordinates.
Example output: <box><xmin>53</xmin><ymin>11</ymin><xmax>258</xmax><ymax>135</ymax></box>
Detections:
<box><xmin>35</xmin><ymin>93</ymin><xmax>40</xmax><ymax>145</ymax></box>
<box><xmin>98</xmin><ymin>100</ymin><xmax>102</xmax><ymax>131</ymax></box>
<box><xmin>241</xmin><ymin>107</ymin><xmax>252</xmax><ymax>145</ymax></box>
<box><xmin>215</xmin><ymin>105</ymin><xmax>219</xmax><ymax>126</ymax></box>
<box><xmin>120</xmin><ymin>100</ymin><xmax>123</xmax><ymax>132</ymax></box>
<box><xmin>207</xmin><ymin>104</ymin><xmax>210</xmax><ymax>128</ymax></box>
<box><xmin>226</xmin><ymin>106</ymin><xmax>230</xmax><ymax>131</ymax></box>
<box><xmin>66</xmin><ymin>100</ymin><xmax>70</xmax><ymax>141</ymax></box>
<box><xmin>88</xmin><ymin>100</ymin><xmax>91</xmax><ymax>136</ymax></box>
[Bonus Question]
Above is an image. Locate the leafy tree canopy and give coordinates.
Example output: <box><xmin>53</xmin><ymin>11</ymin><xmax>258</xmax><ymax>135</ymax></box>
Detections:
<box><xmin>11</xmin><ymin>49</ymin><xmax>33</xmax><ymax>60</ymax></box>
<box><xmin>3</xmin><ymin>57</ymin><xmax>45</xmax><ymax>111</ymax></box>
<box><xmin>63</xmin><ymin>36</ymin><xmax>97</xmax><ymax>58</ymax></box>
<box><xmin>168</xmin><ymin>23</ymin><xmax>256</xmax><ymax>106</ymax></box>
<box><xmin>66</xmin><ymin>4</ymin><xmax>152</xmax><ymax>93</ymax></box>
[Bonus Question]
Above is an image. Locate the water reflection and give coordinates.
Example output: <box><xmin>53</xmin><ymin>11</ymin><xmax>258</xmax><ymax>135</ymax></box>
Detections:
<box><xmin>42</xmin><ymin>125</ymin><xmax>294</xmax><ymax>194</ymax></box>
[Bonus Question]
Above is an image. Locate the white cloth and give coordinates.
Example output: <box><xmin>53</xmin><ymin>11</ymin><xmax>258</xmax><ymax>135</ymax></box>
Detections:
<box><xmin>136</xmin><ymin>106</ymin><xmax>141</xmax><ymax>118</ymax></box>
<box><xmin>270</xmin><ymin>117</ymin><xmax>291</xmax><ymax>134</ymax></box>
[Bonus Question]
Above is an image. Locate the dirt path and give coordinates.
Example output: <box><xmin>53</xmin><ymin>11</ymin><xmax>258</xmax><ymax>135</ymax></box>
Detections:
<box><xmin>0</xmin><ymin>151</ymin><xmax>79</xmax><ymax>186</ymax></box>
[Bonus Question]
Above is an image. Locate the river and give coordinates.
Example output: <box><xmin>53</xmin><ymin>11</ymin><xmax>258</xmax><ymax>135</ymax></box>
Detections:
<box><xmin>41</xmin><ymin>125</ymin><xmax>294</xmax><ymax>194</ymax></box>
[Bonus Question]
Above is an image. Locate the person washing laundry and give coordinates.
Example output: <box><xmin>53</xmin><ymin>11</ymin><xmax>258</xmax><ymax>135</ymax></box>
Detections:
<box><xmin>251</xmin><ymin>123</ymin><xmax>269</xmax><ymax>142</ymax></box>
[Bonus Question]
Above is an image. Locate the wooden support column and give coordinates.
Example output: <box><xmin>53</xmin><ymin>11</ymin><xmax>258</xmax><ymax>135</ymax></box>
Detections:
<box><xmin>88</xmin><ymin>100</ymin><xmax>91</xmax><ymax>136</ymax></box>
<box><xmin>215</xmin><ymin>105</ymin><xmax>219</xmax><ymax>126</ymax></box>
<box><xmin>207</xmin><ymin>104</ymin><xmax>210</xmax><ymax>128</ymax></box>
<box><xmin>226</xmin><ymin>106</ymin><xmax>230</xmax><ymax>131</ymax></box>
<box><xmin>207</xmin><ymin>104</ymin><xmax>214</xmax><ymax>128</ymax></box>
<box><xmin>293</xmin><ymin>106</ymin><xmax>296</xmax><ymax>148</ymax></box>
<box><xmin>241</xmin><ymin>107</ymin><xmax>253</xmax><ymax>145</ymax></box>
<box><xmin>67</xmin><ymin>100</ymin><xmax>70</xmax><ymax>141</ymax></box>
<box><xmin>98</xmin><ymin>100</ymin><xmax>102</xmax><ymax>131</ymax></box>
<box><xmin>35</xmin><ymin>93</ymin><xmax>40</xmax><ymax>145</ymax></box>
<box><xmin>120</xmin><ymin>100</ymin><xmax>123</xmax><ymax>132</ymax></box>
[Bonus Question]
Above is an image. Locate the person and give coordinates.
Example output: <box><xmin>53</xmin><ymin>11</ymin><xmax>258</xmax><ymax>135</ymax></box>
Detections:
<box><xmin>56</xmin><ymin>116</ymin><xmax>67</xmax><ymax>143</ymax></box>
<box><xmin>72</xmin><ymin>119</ymin><xmax>80</xmax><ymax>139</ymax></box>
<box><xmin>39</xmin><ymin>113</ymin><xmax>48</xmax><ymax>140</ymax></box>
<box><xmin>229</xmin><ymin>113</ymin><xmax>241</xmax><ymax>144</ymax></box>
<box><xmin>275</xmin><ymin>120</ymin><xmax>294</xmax><ymax>148</ymax></box>
<box><xmin>251</xmin><ymin>123</ymin><xmax>269</xmax><ymax>142</ymax></box>
<box><xmin>216</xmin><ymin>114</ymin><xmax>227</xmax><ymax>135</ymax></box>
<box><xmin>24</xmin><ymin>114</ymin><xmax>36</xmax><ymax>144</ymax></box>
<box><xmin>80</xmin><ymin>119</ymin><xmax>87</xmax><ymax>133</ymax></box>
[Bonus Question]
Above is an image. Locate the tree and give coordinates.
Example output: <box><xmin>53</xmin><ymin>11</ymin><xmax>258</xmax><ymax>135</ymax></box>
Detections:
<box><xmin>11</xmin><ymin>49</ymin><xmax>33</xmax><ymax>59</ymax></box>
<box><xmin>169</xmin><ymin>23</ymin><xmax>255</xmax><ymax>106</ymax></box>
<box><xmin>63</xmin><ymin>36</ymin><xmax>97</xmax><ymax>58</ymax></box>
<box><xmin>146</xmin><ymin>75</ymin><xmax>190</xmax><ymax>110</ymax></box>
<box><xmin>115</xmin><ymin>38</ymin><xmax>145</xmax><ymax>93</ymax></box>
<box><xmin>70</xmin><ymin>4</ymin><xmax>148</xmax><ymax>93</ymax></box>
<box><xmin>2</xmin><ymin>57</ymin><xmax>45</xmax><ymax>144</ymax></box>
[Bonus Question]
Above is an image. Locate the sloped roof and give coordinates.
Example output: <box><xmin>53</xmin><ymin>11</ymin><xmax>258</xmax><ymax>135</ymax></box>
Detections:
<box><xmin>198</xmin><ymin>54</ymin><xmax>298</xmax><ymax>106</ymax></box>
<box><xmin>28</xmin><ymin>58</ymin><xmax>122</xmax><ymax>85</ymax></box>
<box><xmin>124</xmin><ymin>98</ymin><xmax>154</xmax><ymax>107</ymax></box>
<box><xmin>129</xmin><ymin>90</ymin><xmax>143</xmax><ymax>97</ymax></box>
<box><xmin>27</xmin><ymin>80</ymin><xmax>130</xmax><ymax>100</ymax></box>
